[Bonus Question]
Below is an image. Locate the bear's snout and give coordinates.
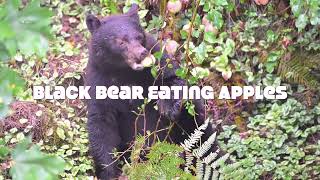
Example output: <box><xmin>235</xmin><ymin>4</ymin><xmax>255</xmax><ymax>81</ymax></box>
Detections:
<box><xmin>125</xmin><ymin>42</ymin><xmax>149</xmax><ymax>71</ymax></box>
<box><xmin>132</xmin><ymin>45</ymin><xmax>148</xmax><ymax>61</ymax></box>
<box><xmin>138</xmin><ymin>49</ymin><xmax>148</xmax><ymax>61</ymax></box>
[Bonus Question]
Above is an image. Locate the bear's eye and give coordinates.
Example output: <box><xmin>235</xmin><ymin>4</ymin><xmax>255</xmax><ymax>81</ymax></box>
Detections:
<box><xmin>114</xmin><ymin>38</ymin><xmax>127</xmax><ymax>48</ymax></box>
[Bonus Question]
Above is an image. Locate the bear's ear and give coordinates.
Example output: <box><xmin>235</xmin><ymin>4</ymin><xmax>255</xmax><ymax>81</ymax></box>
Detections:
<box><xmin>126</xmin><ymin>4</ymin><xmax>139</xmax><ymax>20</ymax></box>
<box><xmin>86</xmin><ymin>14</ymin><xmax>101</xmax><ymax>34</ymax></box>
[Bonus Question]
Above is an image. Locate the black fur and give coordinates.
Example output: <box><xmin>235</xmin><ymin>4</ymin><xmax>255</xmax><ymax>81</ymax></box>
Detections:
<box><xmin>85</xmin><ymin>5</ymin><xmax>211</xmax><ymax>179</ymax></box>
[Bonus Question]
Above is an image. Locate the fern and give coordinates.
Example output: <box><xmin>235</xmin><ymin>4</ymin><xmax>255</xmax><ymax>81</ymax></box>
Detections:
<box><xmin>277</xmin><ymin>51</ymin><xmax>320</xmax><ymax>89</ymax></box>
<box><xmin>181</xmin><ymin>118</ymin><xmax>231</xmax><ymax>179</ymax></box>
<box><xmin>196</xmin><ymin>159</ymin><xmax>204</xmax><ymax>179</ymax></box>
<box><xmin>193</xmin><ymin>132</ymin><xmax>217</xmax><ymax>158</ymax></box>
<box><xmin>211</xmin><ymin>170</ymin><xmax>219</xmax><ymax>180</ymax></box>
<box><xmin>181</xmin><ymin>118</ymin><xmax>209</xmax><ymax>152</ymax></box>
<box><xmin>210</xmin><ymin>153</ymin><xmax>230</xmax><ymax>169</ymax></box>
<box><xmin>184</xmin><ymin>151</ymin><xmax>194</xmax><ymax>173</ymax></box>
<box><xmin>203</xmin><ymin>165</ymin><xmax>212</xmax><ymax>180</ymax></box>
<box><xmin>203</xmin><ymin>149</ymin><xmax>220</xmax><ymax>164</ymax></box>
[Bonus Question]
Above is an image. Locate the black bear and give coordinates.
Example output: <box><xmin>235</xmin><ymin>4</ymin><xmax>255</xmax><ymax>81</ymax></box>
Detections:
<box><xmin>85</xmin><ymin>4</ymin><xmax>210</xmax><ymax>179</ymax></box>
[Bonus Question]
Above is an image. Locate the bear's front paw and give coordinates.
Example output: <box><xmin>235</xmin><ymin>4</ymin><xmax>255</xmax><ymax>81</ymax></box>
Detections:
<box><xmin>157</xmin><ymin>99</ymin><xmax>182</xmax><ymax>120</ymax></box>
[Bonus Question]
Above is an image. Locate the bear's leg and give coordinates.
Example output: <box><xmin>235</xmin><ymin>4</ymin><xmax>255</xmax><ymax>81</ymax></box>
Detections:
<box><xmin>87</xmin><ymin>106</ymin><xmax>121</xmax><ymax>180</ymax></box>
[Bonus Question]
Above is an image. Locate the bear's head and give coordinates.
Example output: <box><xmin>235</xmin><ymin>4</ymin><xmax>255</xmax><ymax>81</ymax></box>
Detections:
<box><xmin>86</xmin><ymin>4</ymin><xmax>150</xmax><ymax>71</ymax></box>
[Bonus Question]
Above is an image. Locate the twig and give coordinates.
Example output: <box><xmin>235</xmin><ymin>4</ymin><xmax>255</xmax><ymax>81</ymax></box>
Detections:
<box><xmin>185</xmin><ymin>0</ymin><xmax>201</xmax><ymax>65</ymax></box>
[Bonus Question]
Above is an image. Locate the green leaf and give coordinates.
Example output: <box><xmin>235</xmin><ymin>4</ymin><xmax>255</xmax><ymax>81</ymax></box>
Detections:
<box><xmin>204</xmin><ymin>31</ymin><xmax>216</xmax><ymax>44</ymax></box>
<box><xmin>211</xmin><ymin>54</ymin><xmax>229</xmax><ymax>72</ymax></box>
<box><xmin>17</xmin><ymin>32</ymin><xmax>49</xmax><ymax>57</ymax></box>
<box><xmin>0</xmin><ymin>20</ymin><xmax>15</xmax><ymax>40</ymax></box>
<box><xmin>266</xmin><ymin>30</ymin><xmax>277</xmax><ymax>43</ymax></box>
<box><xmin>190</xmin><ymin>67</ymin><xmax>210</xmax><ymax>79</ymax></box>
<box><xmin>0</xmin><ymin>0</ymin><xmax>53</xmax><ymax>59</ymax></box>
<box><xmin>0</xmin><ymin>141</ymin><xmax>10</xmax><ymax>159</ymax></box>
<box><xmin>175</xmin><ymin>67</ymin><xmax>188</xmax><ymax>79</ymax></box>
<box><xmin>0</xmin><ymin>67</ymin><xmax>25</xmax><ymax>96</ymax></box>
<box><xmin>295</xmin><ymin>14</ymin><xmax>308</xmax><ymax>31</ymax></box>
<box><xmin>290</xmin><ymin>0</ymin><xmax>302</xmax><ymax>17</ymax></box>
<box><xmin>224</xmin><ymin>38</ymin><xmax>235</xmax><ymax>56</ymax></box>
<box><xmin>207</xmin><ymin>10</ymin><xmax>223</xmax><ymax>29</ymax></box>
<box><xmin>192</xmin><ymin>42</ymin><xmax>207</xmax><ymax>64</ymax></box>
<box><xmin>153</xmin><ymin>51</ymin><xmax>163</xmax><ymax>60</ymax></box>
<box><xmin>0</xmin><ymin>67</ymin><xmax>25</xmax><ymax>119</ymax></box>
<box><xmin>101</xmin><ymin>0</ymin><xmax>118</xmax><ymax>14</ymax></box>
<box><xmin>56</xmin><ymin>128</ymin><xmax>66</xmax><ymax>140</ymax></box>
<box><xmin>214</xmin><ymin>0</ymin><xmax>228</xmax><ymax>6</ymax></box>
<box><xmin>10</xmin><ymin>138</ymin><xmax>65</xmax><ymax>180</ymax></box>
<box><xmin>0</xmin><ymin>42</ymin><xmax>10</xmax><ymax>61</ymax></box>
<box><xmin>151</xmin><ymin>66</ymin><xmax>158</xmax><ymax>78</ymax></box>
<box><xmin>138</xmin><ymin>10</ymin><xmax>149</xmax><ymax>19</ymax></box>
<box><xmin>186</xmin><ymin>101</ymin><xmax>195</xmax><ymax>116</ymax></box>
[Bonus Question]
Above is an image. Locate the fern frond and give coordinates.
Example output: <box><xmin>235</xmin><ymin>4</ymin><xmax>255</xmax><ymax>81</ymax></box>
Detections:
<box><xmin>181</xmin><ymin>118</ymin><xmax>210</xmax><ymax>152</ymax></box>
<box><xmin>181</xmin><ymin>129</ymin><xmax>205</xmax><ymax>152</ymax></box>
<box><xmin>203</xmin><ymin>165</ymin><xmax>212</xmax><ymax>180</ymax></box>
<box><xmin>210</xmin><ymin>153</ymin><xmax>230</xmax><ymax>169</ymax></box>
<box><xmin>203</xmin><ymin>149</ymin><xmax>220</xmax><ymax>164</ymax></box>
<box><xmin>211</xmin><ymin>170</ymin><xmax>219</xmax><ymax>180</ymax></box>
<box><xmin>196</xmin><ymin>159</ymin><xmax>204</xmax><ymax>179</ymax></box>
<box><xmin>184</xmin><ymin>151</ymin><xmax>194</xmax><ymax>173</ymax></box>
<box><xmin>181</xmin><ymin>118</ymin><xmax>232</xmax><ymax>179</ymax></box>
<box><xmin>198</xmin><ymin>118</ymin><xmax>210</xmax><ymax>131</ymax></box>
<box><xmin>277</xmin><ymin>51</ymin><xmax>320</xmax><ymax>89</ymax></box>
<box><xmin>193</xmin><ymin>132</ymin><xmax>217</xmax><ymax>158</ymax></box>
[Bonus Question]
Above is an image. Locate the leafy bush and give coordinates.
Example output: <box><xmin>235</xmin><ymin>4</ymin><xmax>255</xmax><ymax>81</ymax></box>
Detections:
<box><xmin>0</xmin><ymin>0</ymin><xmax>52</xmax><ymax>118</ymax></box>
<box><xmin>1</xmin><ymin>137</ymin><xmax>65</xmax><ymax>180</ymax></box>
<box><xmin>0</xmin><ymin>0</ymin><xmax>67</xmax><ymax>179</ymax></box>
<box><xmin>290</xmin><ymin>0</ymin><xmax>320</xmax><ymax>31</ymax></box>
<box><xmin>125</xmin><ymin>141</ymin><xmax>191</xmax><ymax>180</ymax></box>
<box><xmin>0</xmin><ymin>0</ymin><xmax>52</xmax><ymax>59</ymax></box>
<box><xmin>127</xmin><ymin>119</ymin><xmax>230</xmax><ymax>180</ymax></box>
<box><xmin>218</xmin><ymin>99</ymin><xmax>320</xmax><ymax>179</ymax></box>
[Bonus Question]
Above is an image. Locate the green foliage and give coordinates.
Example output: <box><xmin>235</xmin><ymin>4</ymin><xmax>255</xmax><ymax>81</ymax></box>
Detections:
<box><xmin>290</xmin><ymin>0</ymin><xmax>320</xmax><ymax>31</ymax></box>
<box><xmin>297</xmin><ymin>26</ymin><xmax>320</xmax><ymax>51</ymax></box>
<box><xmin>0</xmin><ymin>138</ymin><xmax>10</xmax><ymax>159</ymax></box>
<box><xmin>0</xmin><ymin>0</ymin><xmax>53</xmax><ymax>59</ymax></box>
<box><xmin>218</xmin><ymin>99</ymin><xmax>320</xmax><ymax>179</ymax></box>
<box><xmin>0</xmin><ymin>67</ymin><xmax>25</xmax><ymax>119</ymax></box>
<box><xmin>127</xmin><ymin>127</ymin><xmax>230</xmax><ymax>180</ymax></box>
<box><xmin>126</xmin><ymin>142</ymin><xmax>192</xmax><ymax>180</ymax></box>
<box><xmin>0</xmin><ymin>0</ymin><xmax>53</xmax><ymax>118</ymax></box>
<box><xmin>278</xmin><ymin>51</ymin><xmax>320</xmax><ymax>89</ymax></box>
<box><xmin>0</xmin><ymin>1</ymin><xmax>89</xmax><ymax>180</ymax></box>
<box><xmin>10</xmin><ymin>138</ymin><xmax>65</xmax><ymax>180</ymax></box>
<box><xmin>2</xmin><ymin>102</ymin><xmax>93</xmax><ymax>179</ymax></box>
<box><xmin>0</xmin><ymin>137</ymin><xmax>65</xmax><ymax>180</ymax></box>
<box><xmin>100</xmin><ymin>0</ymin><xmax>118</xmax><ymax>14</ymax></box>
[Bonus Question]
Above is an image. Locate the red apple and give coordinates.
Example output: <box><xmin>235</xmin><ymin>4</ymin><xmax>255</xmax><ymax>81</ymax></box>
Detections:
<box><xmin>254</xmin><ymin>0</ymin><xmax>269</xmax><ymax>5</ymax></box>
<box><xmin>204</xmin><ymin>23</ymin><xmax>218</xmax><ymax>35</ymax></box>
<box><xmin>202</xmin><ymin>15</ymin><xmax>210</xmax><ymax>25</ymax></box>
<box><xmin>167</xmin><ymin>0</ymin><xmax>182</xmax><ymax>14</ymax></box>
<box><xmin>165</xmin><ymin>40</ymin><xmax>179</xmax><ymax>55</ymax></box>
